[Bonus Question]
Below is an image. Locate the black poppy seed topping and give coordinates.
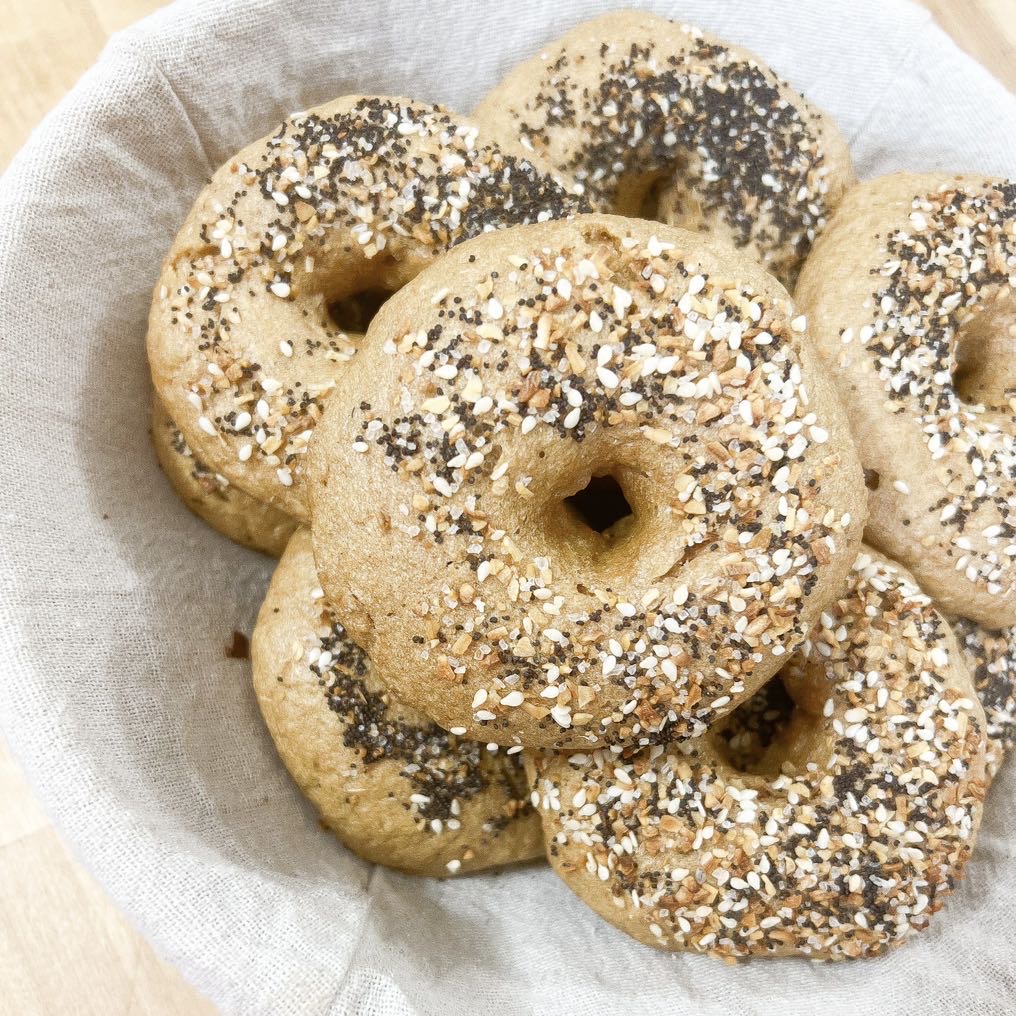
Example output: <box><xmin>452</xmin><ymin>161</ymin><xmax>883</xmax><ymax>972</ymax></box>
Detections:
<box><xmin>348</xmin><ymin>226</ymin><xmax>856</xmax><ymax>746</ymax></box>
<box><xmin>951</xmin><ymin>616</ymin><xmax>1015</xmax><ymax>775</ymax></box>
<box><xmin>850</xmin><ymin>183</ymin><xmax>1016</xmax><ymax>593</ymax></box>
<box><xmin>157</xmin><ymin>97</ymin><xmax>585</xmax><ymax>492</ymax></box>
<box><xmin>302</xmin><ymin>587</ymin><xmax>530</xmax><ymax>834</ymax></box>
<box><xmin>509</xmin><ymin>25</ymin><xmax>833</xmax><ymax>283</ymax></box>
<box><xmin>531</xmin><ymin>553</ymin><xmax>987</xmax><ymax>959</ymax></box>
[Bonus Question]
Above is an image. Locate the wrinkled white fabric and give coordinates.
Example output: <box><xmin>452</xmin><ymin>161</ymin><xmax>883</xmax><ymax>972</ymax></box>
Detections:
<box><xmin>1</xmin><ymin>1</ymin><xmax>1014</xmax><ymax>1013</ymax></box>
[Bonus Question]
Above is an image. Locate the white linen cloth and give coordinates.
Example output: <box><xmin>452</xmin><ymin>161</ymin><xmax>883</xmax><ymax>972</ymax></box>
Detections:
<box><xmin>1</xmin><ymin>1</ymin><xmax>1014</xmax><ymax>1012</ymax></box>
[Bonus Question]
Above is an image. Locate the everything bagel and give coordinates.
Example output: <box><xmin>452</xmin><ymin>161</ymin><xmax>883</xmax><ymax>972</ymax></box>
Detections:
<box><xmin>473</xmin><ymin>11</ymin><xmax>854</xmax><ymax>286</ymax></box>
<box><xmin>148</xmin><ymin>95</ymin><xmax>584</xmax><ymax>519</ymax></box>
<box><xmin>796</xmin><ymin>173</ymin><xmax>1016</xmax><ymax>626</ymax></box>
<box><xmin>528</xmin><ymin>551</ymin><xmax>988</xmax><ymax>959</ymax></box>
<box><xmin>251</xmin><ymin>529</ymin><xmax>542</xmax><ymax>876</ymax></box>
<box><xmin>309</xmin><ymin>214</ymin><xmax>865</xmax><ymax>750</ymax></box>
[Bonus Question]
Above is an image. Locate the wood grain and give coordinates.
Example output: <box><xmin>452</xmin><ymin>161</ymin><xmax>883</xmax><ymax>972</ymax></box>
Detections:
<box><xmin>0</xmin><ymin>2</ymin><xmax>1012</xmax><ymax>1013</ymax></box>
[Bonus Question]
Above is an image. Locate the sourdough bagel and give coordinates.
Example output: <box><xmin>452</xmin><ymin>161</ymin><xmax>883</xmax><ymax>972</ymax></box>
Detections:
<box><xmin>796</xmin><ymin>174</ymin><xmax>1016</xmax><ymax>626</ymax></box>
<box><xmin>251</xmin><ymin>529</ymin><xmax>542</xmax><ymax>876</ymax></box>
<box><xmin>529</xmin><ymin>550</ymin><xmax>988</xmax><ymax>959</ymax></box>
<box><xmin>149</xmin><ymin>95</ymin><xmax>584</xmax><ymax>519</ymax></box>
<box><xmin>473</xmin><ymin>11</ymin><xmax>854</xmax><ymax>286</ymax></box>
<box><xmin>309</xmin><ymin>214</ymin><xmax>865</xmax><ymax>750</ymax></box>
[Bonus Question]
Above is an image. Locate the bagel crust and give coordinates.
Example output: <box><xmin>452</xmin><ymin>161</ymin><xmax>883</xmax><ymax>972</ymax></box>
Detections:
<box><xmin>251</xmin><ymin>529</ymin><xmax>542</xmax><ymax>876</ymax></box>
<box><xmin>529</xmin><ymin>551</ymin><xmax>988</xmax><ymax>959</ymax></box>
<box><xmin>473</xmin><ymin>11</ymin><xmax>855</xmax><ymax>287</ymax></box>
<box><xmin>950</xmin><ymin>616</ymin><xmax>1015</xmax><ymax>778</ymax></box>
<box><xmin>309</xmin><ymin>214</ymin><xmax>865</xmax><ymax>749</ymax></box>
<box><xmin>148</xmin><ymin>95</ymin><xmax>585</xmax><ymax>520</ymax></box>
<box><xmin>151</xmin><ymin>399</ymin><xmax>296</xmax><ymax>556</ymax></box>
<box><xmin>796</xmin><ymin>174</ymin><xmax>1016</xmax><ymax>626</ymax></box>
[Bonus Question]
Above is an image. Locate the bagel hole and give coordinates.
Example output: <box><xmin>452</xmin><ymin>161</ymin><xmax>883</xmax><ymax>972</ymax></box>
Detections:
<box><xmin>951</xmin><ymin>294</ymin><xmax>1016</xmax><ymax>409</ymax></box>
<box><xmin>635</xmin><ymin>173</ymin><xmax>673</xmax><ymax>221</ymax></box>
<box><xmin>713</xmin><ymin>675</ymin><xmax>801</xmax><ymax>775</ymax></box>
<box><xmin>327</xmin><ymin>288</ymin><xmax>395</xmax><ymax>334</ymax></box>
<box><xmin>565</xmin><ymin>474</ymin><xmax>634</xmax><ymax>539</ymax></box>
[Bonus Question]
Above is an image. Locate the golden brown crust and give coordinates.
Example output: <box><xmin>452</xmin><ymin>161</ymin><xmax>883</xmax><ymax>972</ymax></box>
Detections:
<box><xmin>796</xmin><ymin>173</ymin><xmax>1016</xmax><ymax>627</ymax></box>
<box><xmin>151</xmin><ymin>399</ymin><xmax>296</xmax><ymax>556</ymax></box>
<box><xmin>473</xmin><ymin>11</ymin><xmax>855</xmax><ymax>287</ymax></box>
<box><xmin>530</xmin><ymin>550</ymin><xmax>988</xmax><ymax>959</ymax></box>
<box><xmin>251</xmin><ymin>529</ymin><xmax>543</xmax><ymax>876</ymax></box>
<box><xmin>309</xmin><ymin>214</ymin><xmax>866</xmax><ymax>750</ymax></box>
<box><xmin>148</xmin><ymin>95</ymin><xmax>585</xmax><ymax>519</ymax></box>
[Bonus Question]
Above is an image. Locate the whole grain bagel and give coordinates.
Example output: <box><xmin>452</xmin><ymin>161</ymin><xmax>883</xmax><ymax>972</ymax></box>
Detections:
<box><xmin>473</xmin><ymin>11</ymin><xmax>855</xmax><ymax>287</ymax></box>
<box><xmin>796</xmin><ymin>173</ymin><xmax>1016</xmax><ymax>627</ymax></box>
<box><xmin>529</xmin><ymin>550</ymin><xmax>988</xmax><ymax>959</ymax></box>
<box><xmin>251</xmin><ymin>528</ymin><xmax>542</xmax><ymax>876</ymax></box>
<box><xmin>148</xmin><ymin>95</ymin><xmax>584</xmax><ymax>519</ymax></box>
<box><xmin>151</xmin><ymin>399</ymin><xmax>296</xmax><ymax>556</ymax></box>
<box><xmin>309</xmin><ymin>214</ymin><xmax>865</xmax><ymax>750</ymax></box>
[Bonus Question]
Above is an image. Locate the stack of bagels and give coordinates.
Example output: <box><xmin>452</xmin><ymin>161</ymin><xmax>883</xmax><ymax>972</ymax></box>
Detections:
<box><xmin>147</xmin><ymin>12</ymin><xmax>1014</xmax><ymax>960</ymax></box>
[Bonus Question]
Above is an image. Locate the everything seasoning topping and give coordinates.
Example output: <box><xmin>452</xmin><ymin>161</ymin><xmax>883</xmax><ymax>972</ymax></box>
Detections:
<box><xmin>853</xmin><ymin>183</ymin><xmax>1016</xmax><ymax>593</ymax></box>
<box><xmin>302</xmin><ymin>587</ymin><xmax>529</xmax><ymax>833</ymax></box>
<box><xmin>157</xmin><ymin>97</ymin><xmax>583</xmax><ymax>493</ymax></box>
<box><xmin>167</xmin><ymin>421</ymin><xmax>231</xmax><ymax>496</ymax></box>
<box><xmin>349</xmin><ymin>223</ymin><xmax>856</xmax><ymax>745</ymax></box>
<box><xmin>951</xmin><ymin>616</ymin><xmax>1016</xmax><ymax>771</ymax></box>
<box><xmin>508</xmin><ymin>25</ymin><xmax>834</xmax><ymax>282</ymax></box>
<box><xmin>531</xmin><ymin>553</ymin><xmax>987</xmax><ymax>958</ymax></box>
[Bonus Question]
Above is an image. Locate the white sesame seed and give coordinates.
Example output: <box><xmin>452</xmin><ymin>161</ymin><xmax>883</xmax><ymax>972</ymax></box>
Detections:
<box><xmin>596</xmin><ymin>366</ymin><xmax>620</xmax><ymax>389</ymax></box>
<box><xmin>550</xmin><ymin>705</ymin><xmax>572</xmax><ymax>727</ymax></box>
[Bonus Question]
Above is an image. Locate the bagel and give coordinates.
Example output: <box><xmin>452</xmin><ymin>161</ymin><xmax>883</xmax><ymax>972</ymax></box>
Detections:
<box><xmin>309</xmin><ymin>214</ymin><xmax>865</xmax><ymax>750</ymax></box>
<box><xmin>950</xmin><ymin>616</ymin><xmax>1015</xmax><ymax>778</ymax></box>
<box><xmin>473</xmin><ymin>11</ymin><xmax>854</xmax><ymax>287</ymax></box>
<box><xmin>796</xmin><ymin>174</ymin><xmax>1016</xmax><ymax>627</ymax></box>
<box><xmin>251</xmin><ymin>528</ymin><xmax>542</xmax><ymax>876</ymax></box>
<box><xmin>148</xmin><ymin>95</ymin><xmax>584</xmax><ymax>519</ymax></box>
<box><xmin>151</xmin><ymin>399</ymin><xmax>296</xmax><ymax>556</ymax></box>
<box><xmin>529</xmin><ymin>550</ymin><xmax>988</xmax><ymax>959</ymax></box>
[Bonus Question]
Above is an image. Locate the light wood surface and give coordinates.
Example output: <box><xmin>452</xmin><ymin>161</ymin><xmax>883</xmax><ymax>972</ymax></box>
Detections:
<box><xmin>0</xmin><ymin>2</ymin><xmax>1012</xmax><ymax>1014</ymax></box>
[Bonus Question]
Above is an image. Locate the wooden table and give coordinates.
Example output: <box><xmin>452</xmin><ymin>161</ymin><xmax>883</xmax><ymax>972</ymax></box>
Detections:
<box><xmin>0</xmin><ymin>2</ymin><xmax>1012</xmax><ymax>1013</ymax></box>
